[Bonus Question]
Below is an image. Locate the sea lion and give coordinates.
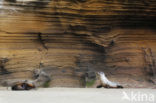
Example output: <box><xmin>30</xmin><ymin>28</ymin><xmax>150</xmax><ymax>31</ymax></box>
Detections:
<box><xmin>96</xmin><ymin>72</ymin><xmax>123</xmax><ymax>88</ymax></box>
<box><xmin>11</xmin><ymin>82</ymin><xmax>35</xmax><ymax>90</ymax></box>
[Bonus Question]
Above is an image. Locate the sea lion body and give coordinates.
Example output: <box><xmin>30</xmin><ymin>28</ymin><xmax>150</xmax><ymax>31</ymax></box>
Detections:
<box><xmin>12</xmin><ymin>83</ymin><xmax>35</xmax><ymax>90</ymax></box>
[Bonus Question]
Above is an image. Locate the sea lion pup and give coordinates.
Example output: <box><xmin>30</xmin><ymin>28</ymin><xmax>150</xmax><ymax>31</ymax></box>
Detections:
<box><xmin>11</xmin><ymin>82</ymin><xmax>35</xmax><ymax>90</ymax></box>
<box><xmin>10</xmin><ymin>68</ymin><xmax>50</xmax><ymax>90</ymax></box>
<box><xmin>33</xmin><ymin>68</ymin><xmax>51</xmax><ymax>87</ymax></box>
<box><xmin>96</xmin><ymin>72</ymin><xmax>123</xmax><ymax>88</ymax></box>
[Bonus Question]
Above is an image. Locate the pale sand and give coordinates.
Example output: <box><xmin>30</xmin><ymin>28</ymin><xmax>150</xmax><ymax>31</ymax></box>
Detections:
<box><xmin>0</xmin><ymin>88</ymin><xmax>155</xmax><ymax>103</ymax></box>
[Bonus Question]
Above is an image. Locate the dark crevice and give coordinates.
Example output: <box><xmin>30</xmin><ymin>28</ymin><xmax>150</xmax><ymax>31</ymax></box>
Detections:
<box><xmin>0</xmin><ymin>66</ymin><xmax>11</xmax><ymax>75</ymax></box>
<box><xmin>37</xmin><ymin>33</ymin><xmax>48</xmax><ymax>50</ymax></box>
<box><xmin>0</xmin><ymin>58</ymin><xmax>11</xmax><ymax>75</ymax></box>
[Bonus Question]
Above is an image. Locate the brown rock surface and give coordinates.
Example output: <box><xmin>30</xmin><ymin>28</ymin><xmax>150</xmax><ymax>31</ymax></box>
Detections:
<box><xmin>0</xmin><ymin>0</ymin><xmax>156</xmax><ymax>88</ymax></box>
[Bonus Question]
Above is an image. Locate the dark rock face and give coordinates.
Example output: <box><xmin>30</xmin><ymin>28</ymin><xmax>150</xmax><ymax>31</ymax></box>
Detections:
<box><xmin>0</xmin><ymin>0</ymin><xmax>156</xmax><ymax>88</ymax></box>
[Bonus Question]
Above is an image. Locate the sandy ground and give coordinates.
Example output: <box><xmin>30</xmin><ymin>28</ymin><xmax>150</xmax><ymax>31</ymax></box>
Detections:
<box><xmin>0</xmin><ymin>88</ymin><xmax>155</xmax><ymax>103</ymax></box>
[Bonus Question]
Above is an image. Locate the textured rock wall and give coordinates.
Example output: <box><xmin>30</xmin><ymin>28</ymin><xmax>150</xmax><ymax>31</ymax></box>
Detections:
<box><xmin>0</xmin><ymin>0</ymin><xmax>156</xmax><ymax>88</ymax></box>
